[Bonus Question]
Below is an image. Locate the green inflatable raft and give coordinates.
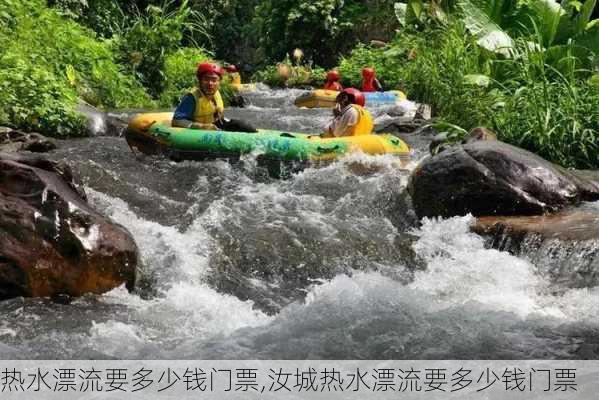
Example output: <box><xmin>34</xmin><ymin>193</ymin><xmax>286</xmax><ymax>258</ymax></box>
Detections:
<box><xmin>125</xmin><ymin>112</ymin><xmax>411</xmax><ymax>164</ymax></box>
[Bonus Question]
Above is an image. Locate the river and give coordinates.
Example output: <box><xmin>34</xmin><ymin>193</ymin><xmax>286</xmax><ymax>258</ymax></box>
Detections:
<box><xmin>1</xmin><ymin>86</ymin><xmax>598</xmax><ymax>359</ymax></box>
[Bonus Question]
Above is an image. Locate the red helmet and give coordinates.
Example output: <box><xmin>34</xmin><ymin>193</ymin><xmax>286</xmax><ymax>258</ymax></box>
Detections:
<box><xmin>197</xmin><ymin>62</ymin><xmax>223</xmax><ymax>80</ymax></box>
<box><xmin>326</xmin><ymin>70</ymin><xmax>340</xmax><ymax>81</ymax></box>
<box><xmin>362</xmin><ymin>67</ymin><xmax>375</xmax><ymax>78</ymax></box>
<box><xmin>341</xmin><ymin>88</ymin><xmax>365</xmax><ymax>107</ymax></box>
<box><xmin>225</xmin><ymin>64</ymin><xmax>238</xmax><ymax>73</ymax></box>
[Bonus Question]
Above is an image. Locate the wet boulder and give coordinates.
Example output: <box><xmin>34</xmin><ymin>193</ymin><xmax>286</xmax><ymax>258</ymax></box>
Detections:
<box><xmin>408</xmin><ymin>140</ymin><xmax>599</xmax><ymax>218</ymax></box>
<box><xmin>77</xmin><ymin>102</ymin><xmax>130</xmax><ymax>137</ymax></box>
<box><xmin>473</xmin><ymin>211</ymin><xmax>599</xmax><ymax>288</ymax></box>
<box><xmin>0</xmin><ymin>152</ymin><xmax>138</xmax><ymax>300</ymax></box>
<box><xmin>0</xmin><ymin>127</ymin><xmax>56</xmax><ymax>153</ymax></box>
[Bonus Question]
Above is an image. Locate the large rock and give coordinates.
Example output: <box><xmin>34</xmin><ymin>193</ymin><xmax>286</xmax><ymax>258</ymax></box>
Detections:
<box><xmin>0</xmin><ymin>127</ymin><xmax>56</xmax><ymax>153</ymax></box>
<box><xmin>0</xmin><ymin>152</ymin><xmax>138</xmax><ymax>299</ymax></box>
<box><xmin>473</xmin><ymin>211</ymin><xmax>599</xmax><ymax>288</ymax></box>
<box><xmin>77</xmin><ymin>102</ymin><xmax>130</xmax><ymax>136</ymax></box>
<box><xmin>408</xmin><ymin>140</ymin><xmax>599</xmax><ymax>218</ymax></box>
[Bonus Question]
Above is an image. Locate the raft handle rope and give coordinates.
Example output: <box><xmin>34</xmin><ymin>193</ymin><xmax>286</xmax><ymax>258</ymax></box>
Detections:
<box><xmin>316</xmin><ymin>145</ymin><xmax>341</xmax><ymax>154</ymax></box>
<box><xmin>141</xmin><ymin>120</ymin><xmax>157</xmax><ymax>132</ymax></box>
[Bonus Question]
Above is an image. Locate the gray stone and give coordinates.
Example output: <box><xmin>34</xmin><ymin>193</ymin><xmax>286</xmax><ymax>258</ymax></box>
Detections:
<box><xmin>408</xmin><ymin>140</ymin><xmax>599</xmax><ymax>218</ymax></box>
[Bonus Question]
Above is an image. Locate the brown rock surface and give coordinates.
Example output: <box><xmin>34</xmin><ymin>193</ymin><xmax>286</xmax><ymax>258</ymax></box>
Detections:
<box><xmin>473</xmin><ymin>210</ymin><xmax>599</xmax><ymax>288</ymax></box>
<box><xmin>0</xmin><ymin>127</ymin><xmax>56</xmax><ymax>153</ymax></box>
<box><xmin>474</xmin><ymin>211</ymin><xmax>599</xmax><ymax>241</ymax></box>
<box><xmin>0</xmin><ymin>152</ymin><xmax>138</xmax><ymax>299</ymax></box>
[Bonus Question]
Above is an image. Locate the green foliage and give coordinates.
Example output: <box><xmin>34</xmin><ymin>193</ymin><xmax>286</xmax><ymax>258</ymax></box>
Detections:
<box><xmin>205</xmin><ymin>0</ymin><xmax>261</xmax><ymax>66</ymax></box>
<box><xmin>49</xmin><ymin>0</ymin><xmax>125</xmax><ymax>38</ymax></box>
<box><xmin>252</xmin><ymin>0</ymin><xmax>397</xmax><ymax>67</ymax></box>
<box><xmin>399</xmin><ymin>23</ymin><xmax>497</xmax><ymax>128</ymax></box>
<box><xmin>115</xmin><ymin>0</ymin><xmax>209</xmax><ymax>98</ymax></box>
<box><xmin>337</xmin><ymin>38</ymin><xmax>417</xmax><ymax>89</ymax></box>
<box><xmin>490</xmin><ymin>39</ymin><xmax>599</xmax><ymax>168</ymax></box>
<box><xmin>0</xmin><ymin>0</ymin><xmax>152</xmax><ymax>137</ymax></box>
<box><xmin>253</xmin><ymin>56</ymin><xmax>326</xmax><ymax>88</ymax></box>
<box><xmin>456</xmin><ymin>0</ymin><xmax>599</xmax><ymax>60</ymax></box>
<box><xmin>335</xmin><ymin>18</ymin><xmax>599</xmax><ymax>168</ymax></box>
<box><xmin>0</xmin><ymin>56</ymin><xmax>86</xmax><ymax>136</ymax></box>
<box><xmin>158</xmin><ymin>47</ymin><xmax>210</xmax><ymax>107</ymax></box>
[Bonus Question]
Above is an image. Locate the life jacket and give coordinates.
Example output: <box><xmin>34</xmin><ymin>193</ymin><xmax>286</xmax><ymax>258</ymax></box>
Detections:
<box><xmin>351</xmin><ymin>105</ymin><xmax>374</xmax><ymax>135</ymax></box>
<box><xmin>324</xmin><ymin>81</ymin><xmax>343</xmax><ymax>91</ymax></box>
<box><xmin>191</xmin><ymin>88</ymin><xmax>224</xmax><ymax>124</ymax></box>
<box><xmin>362</xmin><ymin>78</ymin><xmax>376</xmax><ymax>92</ymax></box>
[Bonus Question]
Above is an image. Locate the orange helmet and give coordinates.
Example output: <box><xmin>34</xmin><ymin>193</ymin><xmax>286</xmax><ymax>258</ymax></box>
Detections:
<box><xmin>225</xmin><ymin>64</ymin><xmax>238</xmax><ymax>73</ymax></box>
<box><xmin>362</xmin><ymin>67</ymin><xmax>375</xmax><ymax>78</ymax></box>
<box><xmin>197</xmin><ymin>62</ymin><xmax>224</xmax><ymax>81</ymax></box>
<box><xmin>340</xmin><ymin>88</ymin><xmax>365</xmax><ymax>107</ymax></box>
<box><xmin>326</xmin><ymin>70</ymin><xmax>340</xmax><ymax>81</ymax></box>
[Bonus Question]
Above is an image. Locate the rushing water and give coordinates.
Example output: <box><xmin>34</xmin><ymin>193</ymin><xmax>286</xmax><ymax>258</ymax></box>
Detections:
<box><xmin>2</xmin><ymin>86</ymin><xmax>599</xmax><ymax>359</ymax></box>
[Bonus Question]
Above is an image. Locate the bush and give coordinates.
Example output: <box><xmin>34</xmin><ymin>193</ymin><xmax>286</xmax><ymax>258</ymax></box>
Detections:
<box><xmin>399</xmin><ymin>23</ymin><xmax>496</xmax><ymax>128</ymax></box>
<box><xmin>115</xmin><ymin>0</ymin><xmax>209</xmax><ymax>98</ymax></box>
<box><xmin>0</xmin><ymin>0</ymin><xmax>152</xmax><ymax>136</ymax></box>
<box><xmin>0</xmin><ymin>57</ymin><xmax>86</xmax><ymax>136</ymax></box>
<box><xmin>335</xmin><ymin>20</ymin><xmax>599</xmax><ymax>168</ymax></box>
<box><xmin>252</xmin><ymin>0</ymin><xmax>359</xmax><ymax>67</ymax></box>
<box><xmin>49</xmin><ymin>0</ymin><xmax>125</xmax><ymax>38</ymax></box>
<box><xmin>337</xmin><ymin>41</ymin><xmax>410</xmax><ymax>90</ymax></box>
<box><xmin>490</xmin><ymin>41</ymin><xmax>599</xmax><ymax>169</ymax></box>
<box><xmin>158</xmin><ymin>47</ymin><xmax>210</xmax><ymax>107</ymax></box>
<box><xmin>253</xmin><ymin>56</ymin><xmax>326</xmax><ymax>88</ymax></box>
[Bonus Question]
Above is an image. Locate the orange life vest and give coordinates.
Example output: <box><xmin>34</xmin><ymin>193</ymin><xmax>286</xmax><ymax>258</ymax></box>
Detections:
<box><xmin>324</xmin><ymin>81</ymin><xmax>343</xmax><ymax>91</ymax></box>
<box><xmin>362</xmin><ymin>78</ymin><xmax>376</xmax><ymax>92</ymax></box>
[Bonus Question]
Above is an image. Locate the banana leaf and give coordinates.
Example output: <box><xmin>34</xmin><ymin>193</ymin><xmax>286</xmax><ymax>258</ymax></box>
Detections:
<box><xmin>394</xmin><ymin>2</ymin><xmax>408</xmax><ymax>25</ymax></box>
<box><xmin>511</xmin><ymin>0</ymin><xmax>564</xmax><ymax>46</ymax></box>
<box><xmin>575</xmin><ymin>20</ymin><xmax>599</xmax><ymax>54</ymax></box>
<box><xmin>554</xmin><ymin>0</ymin><xmax>598</xmax><ymax>44</ymax></box>
<box><xmin>459</xmin><ymin>0</ymin><xmax>514</xmax><ymax>54</ymax></box>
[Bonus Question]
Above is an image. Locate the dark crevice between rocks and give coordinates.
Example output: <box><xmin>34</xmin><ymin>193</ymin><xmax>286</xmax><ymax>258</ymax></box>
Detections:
<box><xmin>0</xmin><ymin>257</ymin><xmax>27</xmax><ymax>300</ymax></box>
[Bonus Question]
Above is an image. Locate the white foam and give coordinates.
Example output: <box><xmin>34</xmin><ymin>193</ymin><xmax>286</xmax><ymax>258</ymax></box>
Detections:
<box><xmin>408</xmin><ymin>215</ymin><xmax>599</xmax><ymax>322</ymax></box>
<box><xmin>87</xmin><ymin>188</ymin><xmax>212</xmax><ymax>281</ymax></box>
<box><xmin>83</xmin><ymin>191</ymin><xmax>273</xmax><ymax>356</ymax></box>
<box><xmin>410</xmin><ymin>216</ymin><xmax>552</xmax><ymax>317</ymax></box>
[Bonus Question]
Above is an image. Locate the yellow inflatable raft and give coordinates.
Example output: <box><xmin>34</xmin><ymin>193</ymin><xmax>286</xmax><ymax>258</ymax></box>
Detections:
<box><xmin>295</xmin><ymin>89</ymin><xmax>408</xmax><ymax>108</ymax></box>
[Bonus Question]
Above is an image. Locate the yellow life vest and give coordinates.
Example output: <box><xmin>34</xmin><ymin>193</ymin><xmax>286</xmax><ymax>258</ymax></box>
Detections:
<box><xmin>191</xmin><ymin>88</ymin><xmax>224</xmax><ymax>124</ymax></box>
<box><xmin>230</xmin><ymin>73</ymin><xmax>242</xmax><ymax>85</ymax></box>
<box><xmin>351</xmin><ymin>105</ymin><xmax>374</xmax><ymax>136</ymax></box>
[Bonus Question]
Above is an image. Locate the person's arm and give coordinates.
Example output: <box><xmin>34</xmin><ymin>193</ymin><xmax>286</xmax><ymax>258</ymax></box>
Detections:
<box><xmin>172</xmin><ymin>94</ymin><xmax>196</xmax><ymax>128</ymax></box>
<box><xmin>374</xmin><ymin>78</ymin><xmax>384</xmax><ymax>92</ymax></box>
<box><xmin>339</xmin><ymin>108</ymin><xmax>359</xmax><ymax>136</ymax></box>
<box><xmin>323</xmin><ymin>113</ymin><xmax>340</xmax><ymax>138</ymax></box>
<box><xmin>322</xmin><ymin>121</ymin><xmax>334</xmax><ymax>138</ymax></box>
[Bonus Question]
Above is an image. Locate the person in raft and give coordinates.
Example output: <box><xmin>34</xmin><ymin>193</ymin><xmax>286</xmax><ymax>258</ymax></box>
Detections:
<box><xmin>322</xmin><ymin>88</ymin><xmax>373</xmax><ymax>138</ymax></box>
<box><xmin>361</xmin><ymin>67</ymin><xmax>383</xmax><ymax>92</ymax></box>
<box><xmin>324</xmin><ymin>70</ymin><xmax>343</xmax><ymax>91</ymax></box>
<box><xmin>225</xmin><ymin>64</ymin><xmax>242</xmax><ymax>85</ymax></box>
<box><xmin>172</xmin><ymin>62</ymin><xmax>256</xmax><ymax>132</ymax></box>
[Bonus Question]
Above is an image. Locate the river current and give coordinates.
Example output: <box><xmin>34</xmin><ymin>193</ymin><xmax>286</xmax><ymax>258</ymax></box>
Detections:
<box><xmin>1</xmin><ymin>86</ymin><xmax>598</xmax><ymax>359</ymax></box>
